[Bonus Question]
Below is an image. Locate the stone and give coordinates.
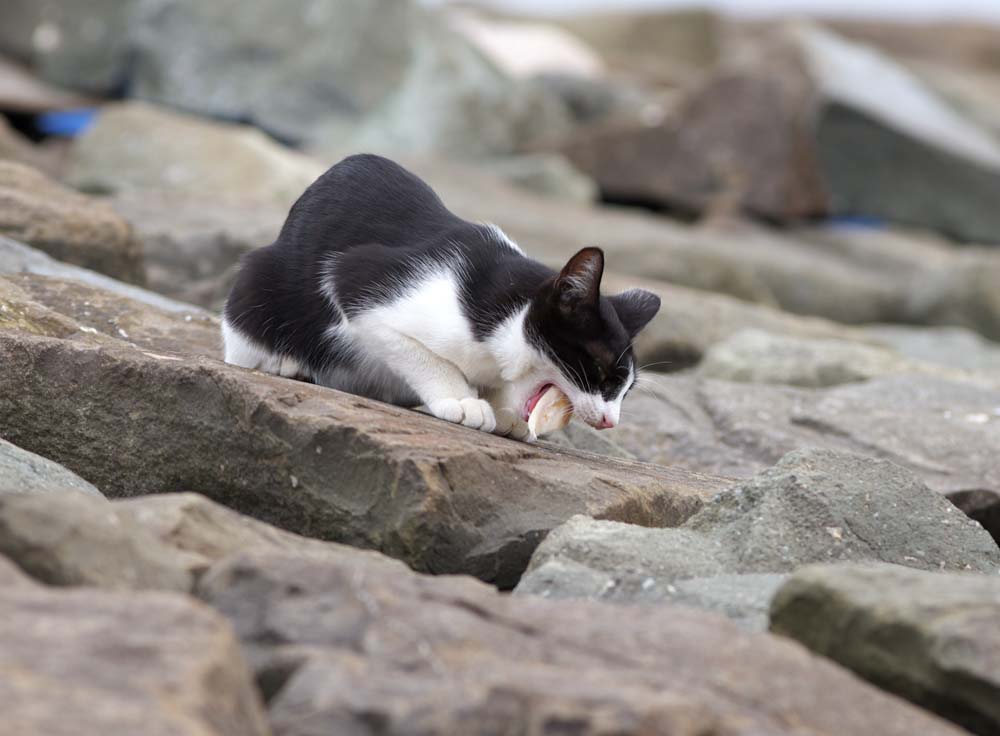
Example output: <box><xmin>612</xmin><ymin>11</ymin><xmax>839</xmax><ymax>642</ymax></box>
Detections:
<box><xmin>196</xmin><ymin>549</ymin><xmax>966</xmax><ymax>736</ymax></box>
<box><xmin>0</xmin><ymin>161</ymin><xmax>143</xmax><ymax>283</ymax></box>
<box><xmin>111</xmin><ymin>190</ymin><xmax>285</xmax><ymax>310</ymax></box>
<box><xmin>481</xmin><ymin>153</ymin><xmax>597</xmax><ymax>203</ymax></box>
<box><xmin>0</xmin><ymin>438</ymin><xmax>102</xmax><ymax>498</ymax></box>
<box><xmin>0</xmin><ymin>115</ymin><xmax>52</xmax><ymax>173</ymax></box>
<box><xmin>863</xmin><ymin>324</ymin><xmax>1000</xmax><ymax>374</ymax></box>
<box><xmin>614</xmin><ymin>373</ymin><xmax>1000</xmax><ymax>541</ymax></box>
<box><xmin>66</xmin><ymin>102</ymin><xmax>324</xmax><ymax>209</ymax></box>
<box><xmin>697</xmin><ymin>328</ymin><xmax>997</xmax><ymax>388</ymax></box>
<box><xmin>0</xmin><ymin>331</ymin><xmax>728</xmax><ymax>587</ymax></box>
<box><xmin>771</xmin><ymin>563</ymin><xmax>1000</xmax><ymax>736</ymax></box>
<box><xmin>0</xmin><ymin>55</ymin><xmax>93</xmax><ymax>115</ymax></box>
<box><xmin>0</xmin><ymin>492</ymin><xmax>195</xmax><ymax>592</ymax></box>
<box><xmin>0</xmin><ymin>235</ymin><xmax>213</xmax><ymax>316</ymax></box>
<box><xmin>130</xmin><ymin>0</ymin><xmax>570</xmax><ymax>155</ymax></box>
<box><xmin>0</xmin><ymin>563</ymin><xmax>270</xmax><ymax>736</ymax></box>
<box><xmin>0</xmin><ymin>0</ymin><xmax>135</xmax><ymax>94</ymax></box>
<box><xmin>516</xmin><ymin>450</ymin><xmax>1000</xmax><ymax>628</ymax></box>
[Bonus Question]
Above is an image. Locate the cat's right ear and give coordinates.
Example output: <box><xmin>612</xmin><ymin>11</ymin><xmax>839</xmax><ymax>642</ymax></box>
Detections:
<box><xmin>554</xmin><ymin>247</ymin><xmax>604</xmax><ymax>311</ymax></box>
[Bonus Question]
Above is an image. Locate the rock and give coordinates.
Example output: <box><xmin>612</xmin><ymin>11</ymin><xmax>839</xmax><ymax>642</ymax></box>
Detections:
<box><xmin>111</xmin><ymin>190</ymin><xmax>285</xmax><ymax>310</ymax></box>
<box><xmin>0</xmin><ymin>235</ymin><xmax>213</xmax><ymax>316</ymax></box>
<box><xmin>0</xmin><ymin>0</ymin><xmax>135</xmax><ymax>94</ymax></box>
<box><xmin>0</xmin><ymin>438</ymin><xmax>102</xmax><ymax>498</ymax></box>
<box><xmin>130</xmin><ymin>0</ymin><xmax>570</xmax><ymax>155</ymax></box>
<box><xmin>196</xmin><ymin>549</ymin><xmax>967</xmax><ymax>736</ymax></box>
<box><xmin>615</xmin><ymin>373</ymin><xmax>1000</xmax><ymax>541</ymax></box>
<box><xmin>0</xmin><ymin>114</ymin><xmax>56</xmax><ymax>174</ymax></box>
<box><xmin>516</xmin><ymin>450</ymin><xmax>1000</xmax><ymax>628</ymax></box>
<box><xmin>0</xmin><ymin>331</ymin><xmax>728</xmax><ymax>586</ymax></box>
<box><xmin>0</xmin><ymin>55</ymin><xmax>93</xmax><ymax>114</ymax></box>
<box><xmin>67</xmin><ymin>102</ymin><xmax>324</xmax><ymax>209</ymax></box>
<box><xmin>910</xmin><ymin>251</ymin><xmax>1000</xmax><ymax>341</ymax></box>
<box><xmin>863</xmin><ymin>324</ymin><xmax>1000</xmax><ymax>373</ymax></box>
<box><xmin>0</xmin><ymin>492</ymin><xmax>195</xmax><ymax>591</ymax></box>
<box><xmin>0</xmin><ymin>562</ymin><xmax>270</xmax><ymax>736</ymax></box>
<box><xmin>544</xmin><ymin>422</ymin><xmax>635</xmax><ymax>460</ymax></box>
<box><xmin>771</xmin><ymin>563</ymin><xmax>1000</xmax><ymax>736</ymax></box>
<box><xmin>481</xmin><ymin>153</ymin><xmax>597</xmax><ymax>203</ymax></box>
<box><xmin>697</xmin><ymin>328</ymin><xmax>997</xmax><ymax>388</ymax></box>
<box><xmin>0</xmin><ymin>161</ymin><xmax>143</xmax><ymax>283</ymax></box>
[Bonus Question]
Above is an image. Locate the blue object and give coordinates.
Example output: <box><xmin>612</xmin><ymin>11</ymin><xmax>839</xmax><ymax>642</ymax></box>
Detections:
<box><xmin>35</xmin><ymin>108</ymin><xmax>99</xmax><ymax>138</ymax></box>
<box><xmin>825</xmin><ymin>215</ymin><xmax>886</xmax><ymax>230</ymax></box>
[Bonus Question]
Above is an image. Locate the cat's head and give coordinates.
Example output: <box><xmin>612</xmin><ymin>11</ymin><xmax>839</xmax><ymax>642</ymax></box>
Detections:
<box><xmin>522</xmin><ymin>247</ymin><xmax>660</xmax><ymax>430</ymax></box>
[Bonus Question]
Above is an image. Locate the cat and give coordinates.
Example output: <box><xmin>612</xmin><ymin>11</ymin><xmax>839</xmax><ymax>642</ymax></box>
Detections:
<box><xmin>222</xmin><ymin>154</ymin><xmax>661</xmax><ymax>442</ymax></box>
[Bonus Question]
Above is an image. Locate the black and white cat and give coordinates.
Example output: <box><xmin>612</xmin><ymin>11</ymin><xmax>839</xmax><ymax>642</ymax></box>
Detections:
<box><xmin>222</xmin><ymin>154</ymin><xmax>660</xmax><ymax>442</ymax></box>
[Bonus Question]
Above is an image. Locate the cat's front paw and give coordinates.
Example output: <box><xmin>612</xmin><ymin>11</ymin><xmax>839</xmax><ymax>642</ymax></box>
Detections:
<box><xmin>428</xmin><ymin>398</ymin><xmax>497</xmax><ymax>433</ymax></box>
<box><xmin>493</xmin><ymin>408</ymin><xmax>535</xmax><ymax>443</ymax></box>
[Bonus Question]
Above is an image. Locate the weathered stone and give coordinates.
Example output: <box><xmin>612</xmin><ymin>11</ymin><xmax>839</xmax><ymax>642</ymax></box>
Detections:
<box><xmin>863</xmin><ymin>324</ymin><xmax>1000</xmax><ymax>374</ymax></box>
<box><xmin>197</xmin><ymin>549</ymin><xmax>967</xmax><ymax>736</ymax></box>
<box><xmin>0</xmin><ymin>235</ymin><xmax>212</xmax><ymax>315</ymax></box>
<box><xmin>480</xmin><ymin>153</ymin><xmax>597</xmax><ymax>203</ymax></box>
<box><xmin>771</xmin><ymin>563</ymin><xmax>1000</xmax><ymax>736</ymax></box>
<box><xmin>0</xmin><ymin>492</ymin><xmax>195</xmax><ymax>591</ymax></box>
<box><xmin>697</xmin><ymin>328</ymin><xmax>997</xmax><ymax>388</ymax></box>
<box><xmin>111</xmin><ymin>190</ymin><xmax>284</xmax><ymax>310</ymax></box>
<box><xmin>67</xmin><ymin>102</ymin><xmax>324</xmax><ymax>209</ymax></box>
<box><xmin>0</xmin><ymin>161</ymin><xmax>143</xmax><ymax>283</ymax></box>
<box><xmin>516</xmin><ymin>450</ymin><xmax>1000</xmax><ymax>627</ymax></box>
<box><xmin>0</xmin><ymin>438</ymin><xmax>102</xmax><ymax>498</ymax></box>
<box><xmin>0</xmin><ymin>562</ymin><xmax>271</xmax><ymax>736</ymax></box>
<box><xmin>0</xmin><ymin>332</ymin><xmax>727</xmax><ymax>586</ymax></box>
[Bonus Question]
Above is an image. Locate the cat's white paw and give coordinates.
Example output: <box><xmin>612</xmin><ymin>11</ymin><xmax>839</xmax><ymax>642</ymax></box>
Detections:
<box><xmin>492</xmin><ymin>408</ymin><xmax>535</xmax><ymax>443</ymax></box>
<box><xmin>428</xmin><ymin>398</ymin><xmax>496</xmax><ymax>433</ymax></box>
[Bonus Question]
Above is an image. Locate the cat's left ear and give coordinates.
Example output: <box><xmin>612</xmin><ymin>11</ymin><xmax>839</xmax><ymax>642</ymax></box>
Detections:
<box><xmin>610</xmin><ymin>288</ymin><xmax>661</xmax><ymax>337</ymax></box>
<box><xmin>554</xmin><ymin>247</ymin><xmax>604</xmax><ymax>309</ymax></box>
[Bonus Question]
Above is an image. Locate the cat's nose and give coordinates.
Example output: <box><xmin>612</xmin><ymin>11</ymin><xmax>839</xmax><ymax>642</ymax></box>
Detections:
<box><xmin>597</xmin><ymin>414</ymin><xmax>615</xmax><ymax>429</ymax></box>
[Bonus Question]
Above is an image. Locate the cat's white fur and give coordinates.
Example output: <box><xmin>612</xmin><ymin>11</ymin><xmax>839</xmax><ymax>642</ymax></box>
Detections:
<box><xmin>224</xmin><ymin>250</ymin><xmax>633</xmax><ymax>441</ymax></box>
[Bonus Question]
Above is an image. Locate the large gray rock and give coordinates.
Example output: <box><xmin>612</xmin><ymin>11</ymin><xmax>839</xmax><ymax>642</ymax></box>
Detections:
<box><xmin>615</xmin><ymin>373</ymin><xmax>1000</xmax><ymax>540</ymax></box>
<box><xmin>516</xmin><ymin>450</ymin><xmax>1000</xmax><ymax>629</ymax></box>
<box><xmin>0</xmin><ymin>331</ymin><xmax>727</xmax><ymax>587</ymax></box>
<box><xmin>0</xmin><ymin>161</ymin><xmax>143</xmax><ymax>283</ymax></box>
<box><xmin>0</xmin><ymin>438</ymin><xmax>102</xmax><ymax>498</ymax></box>
<box><xmin>0</xmin><ymin>557</ymin><xmax>270</xmax><ymax>736</ymax></box>
<box><xmin>195</xmin><ymin>549</ymin><xmax>967</xmax><ymax>736</ymax></box>
<box><xmin>771</xmin><ymin>563</ymin><xmax>1000</xmax><ymax>736</ymax></box>
<box><xmin>862</xmin><ymin>324</ymin><xmax>1000</xmax><ymax>373</ymax></box>
<box><xmin>67</xmin><ymin>102</ymin><xmax>325</xmax><ymax>209</ymax></box>
<box><xmin>130</xmin><ymin>0</ymin><xmax>570</xmax><ymax>155</ymax></box>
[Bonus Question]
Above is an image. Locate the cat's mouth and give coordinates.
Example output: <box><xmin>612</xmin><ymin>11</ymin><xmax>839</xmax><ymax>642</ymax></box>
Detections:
<box><xmin>523</xmin><ymin>383</ymin><xmax>555</xmax><ymax>421</ymax></box>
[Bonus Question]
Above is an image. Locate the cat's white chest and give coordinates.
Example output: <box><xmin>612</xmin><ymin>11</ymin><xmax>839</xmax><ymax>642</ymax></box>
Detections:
<box><xmin>350</xmin><ymin>272</ymin><xmax>503</xmax><ymax>387</ymax></box>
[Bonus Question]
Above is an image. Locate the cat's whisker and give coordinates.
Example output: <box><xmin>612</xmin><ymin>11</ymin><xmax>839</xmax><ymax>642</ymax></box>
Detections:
<box><xmin>637</xmin><ymin>360</ymin><xmax>674</xmax><ymax>372</ymax></box>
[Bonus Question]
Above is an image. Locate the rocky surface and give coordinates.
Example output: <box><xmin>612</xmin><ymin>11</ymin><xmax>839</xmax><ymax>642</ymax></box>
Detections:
<box><xmin>0</xmin><ymin>161</ymin><xmax>142</xmax><ymax>282</ymax></box>
<box><xmin>615</xmin><ymin>372</ymin><xmax>1000</xmax><ymax>540</ymax></box>
<box><xmin>516</xmin><ymin>450</ymin><xmax>1000</xmax><ymax>629</ymax></box>
<box><xmin>0</xmin><ymin>556</ymin><xmax>270</xmax><ymax>736</ymax></box>
<box><xmin>771</xmin><ymin>563</ymin><xmax>1000</xmax><ymax>736</ymax></box>
<box><xmin>0</xmin><ymin>331</ymin><xmax>728</xmax><ymax>587</ymax></box>
<box><xmin>67</xmin><ymin>102</ymin><xmax>324</xmax><ymax>208</ymax></box>
<box><xmin>194</xmin><ymin>549</ymin><xmax>966</xmax><ymax>736</ymax></box>
<box><xmin>863</xmin><ymin>324</ymin><xmax>1000</xmax><ymax>373</ymax></box>
<box><xmin>0</xmin><ymin>438</ymin><xmax>102</xmax><ymax>498</ymax></box>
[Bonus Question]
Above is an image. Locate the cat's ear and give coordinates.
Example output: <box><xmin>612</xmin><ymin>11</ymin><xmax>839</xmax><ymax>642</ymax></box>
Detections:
<box><xmin>610</xmin><ymin>288</ymin><xmax>661</xmax><ymax>337</ymax></box>
<box><xmin>554</xmin><ymin>247</ymin><xmax>604</xmax><ymax>309</ymax></box>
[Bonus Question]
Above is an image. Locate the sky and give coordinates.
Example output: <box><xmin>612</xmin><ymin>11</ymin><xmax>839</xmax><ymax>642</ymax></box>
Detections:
<box><xmin>425</xmin><ymin>0</ymin><xmax>1000</xmax><ymax>23</ymax></box>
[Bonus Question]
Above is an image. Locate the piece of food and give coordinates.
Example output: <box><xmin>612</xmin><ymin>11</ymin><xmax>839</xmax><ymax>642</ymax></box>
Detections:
<box><xmin>527</xmin><ymin>385</ymin><xmax>573</xmax><ymax>437</ymax></box>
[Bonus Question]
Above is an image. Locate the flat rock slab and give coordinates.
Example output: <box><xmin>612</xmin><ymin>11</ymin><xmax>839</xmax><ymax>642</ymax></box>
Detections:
<box><xmin>196</xmin><ymin>549</ymin><xmax>967</xmax><ymax>736</ymax></box>
<box><xmin>0</xmin><ymin>332</ymin><xmax>727</xmax><ymax>586</ymax></box>
<box><xmin>0</xmin><ymin>438</ymin><xmax>102</xmax><ymax>498</ymax></box>
<box><xmin>0</xmin><ymin>557</ymin><xmax>270</xmax><ymax>736</ymax></box>
<box><xmin>516</xmin><ymin>449</ymin><xmax>1000</xmax><ymax>629</ymax></box>
<box><xmin>771</xmin><ymin>563</ymin><xmax>1000</xmax><ymax>736</ymax></box>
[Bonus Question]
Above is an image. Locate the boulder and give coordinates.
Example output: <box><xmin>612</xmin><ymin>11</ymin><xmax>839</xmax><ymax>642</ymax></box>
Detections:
<box><xmin>0</xmin><ymin>161</ymin><xmax>143</xmax><ymax>283</ymax></box>
<box><xmin>771</xmin><ymin>563</ymin><xmax>1000</xmax><ymax>736</ymax></box>
<box><xmin>516</xmin><ymin>450</ymin><xmax>1000</xmax><ymax>628</ymax></box>
<box><xmin>129</xmin><ymin>0</ymin><xmax>570</xmax><ymax>155</ymax></box>
<box><xmin>0</xmin><ymin>558</ymin><xmax>270</xmax><ymax>736</ymax></box>
<box><xmin>66</xmin><ymin>102</ymin><xmax>324</xmax><ymax>209</ymax></box>
<box><xmin>111</xmin><ymin>190</ymin><xmax>285</xmax><ymax>310</ymax></box>
<box><xmin>0</xmin><ymin>438</ymin><xmax>102</xmax><ymax>498</ymax></box>
<box><xmin>563</xmin><ymin>22</ymin><xmax>1000</xmax><ymax>243</ymax></box>
<box><xmin>863</xmin><ymin>324</ymin><xmax>1000</xmax><ymax>374</ymax></box>
<box><xmin>615</xmin><ymin>373</ymin><xmax>1000</xmax><ymax>541</ymax></box>
<box><xmin>0</xmin><ymin>331</ymin><xmax>728</xmax><ymax>586</ymax></box>
<box><xmin>697</xmin><ymin>328</ymin><xmax>997</xmax><ymax>388</ymax></box>
<box><xmin>196</xmin><ymin>549</ymin><xmax>967</xmax><ymax>736</ymax></box>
